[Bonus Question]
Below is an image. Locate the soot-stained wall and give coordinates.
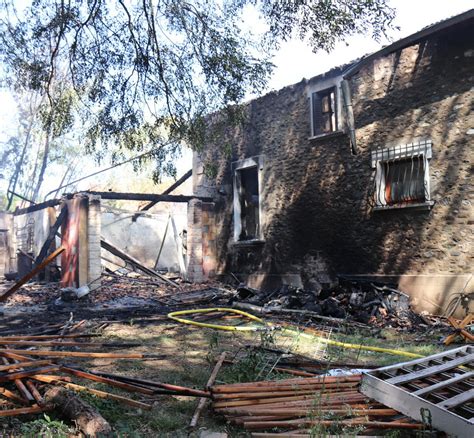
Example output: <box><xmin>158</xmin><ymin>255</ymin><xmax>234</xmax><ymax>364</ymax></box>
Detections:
<box><xmin>190</xmin><ymin>21</ymin><xmax>474</xmax><ymax>315</ymax></box>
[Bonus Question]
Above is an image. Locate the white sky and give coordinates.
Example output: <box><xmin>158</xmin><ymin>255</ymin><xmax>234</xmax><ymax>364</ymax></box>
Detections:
<box><xmin>0</xmin><ymin>0</ymin><xmax>472</xmax><ymax>198</ymax></box>
<box><xmin>267</xmin><ymin>0</ymin><xmax>473</xmax><ymax>90</ymax></box>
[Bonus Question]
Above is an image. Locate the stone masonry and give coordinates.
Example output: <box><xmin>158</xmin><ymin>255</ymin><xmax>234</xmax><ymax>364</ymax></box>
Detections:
<box><xmin>87</xmin><ymin>195</ymin><xmax>102</xmax><ymax>289</ymax></box>
<box><xmin>189</xmin><ymin>18</ymin><xmax>474</xmax><ymax>316</ymax></box>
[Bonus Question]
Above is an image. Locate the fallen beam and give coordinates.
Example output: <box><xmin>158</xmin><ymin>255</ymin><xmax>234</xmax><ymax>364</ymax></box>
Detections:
<box><xmin>33</xmin><ymin>376</ymin><xmax>152</xmax><ymax>410</ymax></box>
<box><xmin>101</xmin><ymin>238</ymin><xmax>178</xmax><ymax>287</ymax></box>
<box><xmin>0</xmin><ymin>349</ymin><xmax>164</xmax><ymax>359</ymax></box>
<box><xmin>0</xmin><ymin>405</ymin><xmax>46</xmax><ymax>417</ymax></box>
<box><xmin>0</xmin><ymin>246</ymin><xmax>65</xmax><ymax>302</ymax></box>
<box><xmin>34</xmin><ymin>205</ymin><xmax>67</xmax><ymax>267</ymax></box>
<box><xmin>190</xmin><ymin>352</ymin><xmax>227</xmax><ymax>428</ymax></box>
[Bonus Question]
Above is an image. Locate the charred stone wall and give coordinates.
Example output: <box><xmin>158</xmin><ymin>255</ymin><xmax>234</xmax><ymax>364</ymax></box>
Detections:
<box><xmin>191</xmin><ymin>22</ymin><xmax>474</xmax><ymax>314</ymax></box>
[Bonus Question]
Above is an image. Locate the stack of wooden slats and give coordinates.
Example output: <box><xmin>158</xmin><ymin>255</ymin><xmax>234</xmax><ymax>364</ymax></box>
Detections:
<box><xmin>211</xmin><ymin>375</ymin><xmax>423</xmax><ymax>436</ymax></box>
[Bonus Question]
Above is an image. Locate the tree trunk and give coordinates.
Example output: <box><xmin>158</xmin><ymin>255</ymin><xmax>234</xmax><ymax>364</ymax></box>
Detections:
<box><xmin>44</xmin><ymin>386</ymin><xmax>112</xmax><ymax>437</ymax></box>
<box><xmin>31</xmin><ymin>130</ymin><xmax>51</xmax><ymax>202</ymax></box>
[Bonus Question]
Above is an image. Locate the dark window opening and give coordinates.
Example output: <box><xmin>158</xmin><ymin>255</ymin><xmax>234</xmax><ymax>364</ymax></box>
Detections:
<box><xmin>383</xmin><ymin>157</ymin><xmax>425</xmax><ymax>205</ymax></box>
<box><xmin>312</xmin><ymin>87</ymin><xmax>337</xmax><ymax>136</ymax></box>
<box><xmin>237</xmin><ymin>166</ymin><xmax>259</xmax><ymax>241</ymax></box>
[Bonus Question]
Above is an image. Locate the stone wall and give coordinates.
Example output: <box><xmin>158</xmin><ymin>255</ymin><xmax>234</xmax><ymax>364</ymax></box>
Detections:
<box><xmin>190</xmin><ymin>22</ymin><xmax>474</xmax><ymax>315</ymax></box>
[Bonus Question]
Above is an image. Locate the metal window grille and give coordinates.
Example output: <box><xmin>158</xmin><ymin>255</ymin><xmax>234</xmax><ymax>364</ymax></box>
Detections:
<box><xmin>383</xmin><ymin>157</ymin><xmax>425</xmax><ymax>204</ymax></box>
<box><xmin>369</xmin><ymin>140</ymin><xmax>432</xmax><ymax>209</ymax></box>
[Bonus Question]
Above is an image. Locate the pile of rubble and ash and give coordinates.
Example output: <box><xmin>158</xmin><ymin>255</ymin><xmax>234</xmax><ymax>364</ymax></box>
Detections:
<box><xmin>230</xmin><ymin>278</ymin><xmax>426</xmax><ymax>329</ymax></box>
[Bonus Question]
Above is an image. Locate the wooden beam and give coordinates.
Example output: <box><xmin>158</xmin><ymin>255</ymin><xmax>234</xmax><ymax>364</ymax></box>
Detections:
<box><xmin>101</xmin><ymin>238</ymin><xmax>178</xmax><ymax>287</ymax></box>
<box><xmin>34</xmin><ymin>205</ymin><xmax>67</xmax><ymax>267</ymax></box>
<box><xmin>133</xmin><ymin>169</ymin><xmax>192</xmax><ymax>221</ymax></box>
<box><xmin>0</xmin><ymin>246</ymin><xmax>65</xmax><ymax>302</ymax></box>
<box><xmin>190</xmin><ymin>352</ymin><xmax>227</xmax><ymax>428</ymax></box>
<box><xmin>13</xmin><ymin>198</ymin><xmax>62</xmax><ymax>216</ymax></box>
<box><xmin>87</xmin><ymin>191</ymin><xmax>211</xmax><ymax>203</ymax></box>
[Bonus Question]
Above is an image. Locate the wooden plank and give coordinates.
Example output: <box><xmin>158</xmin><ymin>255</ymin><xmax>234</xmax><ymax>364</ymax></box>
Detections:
<box><xmin>32</xmin><ymin>376</ymin><xmax>152</xmax><ymax>410</ymax></box>
<box><xmin>0</xmin><ymin>360</ymin><xmax>52</xmax><ymax>372</ymax></box>
<box><xmin>437</xmin><ymin>388</ymin><xmax>474</xmax><ymax>410</ymax></box>
<box><xmin>387</xmin><ymin>354</ymin><xmax>474</xmax><ymax>385</ymax></box>
<box><xmin>0</xmin><ymin>349</ymin><xmax>159</xmax><ymax>359</ymax></box>
<box><xmin>0</xmin><ymin>366</ymin><xmax>59</xmax><ymax>382</ymax></box>
<box><xmin>413</xmin><ymin>371</ymin><xmax>474</xmax><ymax>396</ymax></box>
<box><xmin>0</xmin><ymin>405</ymin><xmax>46</xmax><ymax>417</ymax></box>
<box><xmin>60</xmin><ymin>367</ymin><xmax>155</xmax><ymax>395</ymax></box>
<box><xmin>0</xmin><ymin>246</ymin><xmax>65</xmax><ymax>302</ymax></box>
<box><xmin>190</xmin><ymin>352</ymin><xmax>226</xmax><ymax>428</ymax></box>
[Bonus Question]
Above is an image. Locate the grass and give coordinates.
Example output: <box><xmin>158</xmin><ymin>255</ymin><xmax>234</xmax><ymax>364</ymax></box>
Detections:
<box><xmin>5</xmin><ymin>315</ymin><xmax>453</xmax><ymax>437</ymax></box>
<box><xmin>19</xmin><ymin>414</ymin><xmax>73</xmax><ymax>438</ymax></box>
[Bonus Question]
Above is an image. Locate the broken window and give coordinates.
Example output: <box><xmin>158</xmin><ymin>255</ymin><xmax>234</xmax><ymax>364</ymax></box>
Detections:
<box><xmin>312</xmin><ymin>87</ymin><xmax>338</xmax><ymax>136</ymax></box>
<box><xmin>371</xmin><ymin>140</ymin><xmax>433</xmax><ymax>210</ymax></box>
<box><xmin>233</xmin><ymin>156</ymin><xmax>262</xmax><ymax>242</ymax></box>
<box><xmin>383</xmin><ymin>157</ymin><xmax>425</xmax><ymax>205</ymax></box>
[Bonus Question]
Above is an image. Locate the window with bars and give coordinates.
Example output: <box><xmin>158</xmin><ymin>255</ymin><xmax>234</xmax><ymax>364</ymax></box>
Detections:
<box><xmin>383</xmin><ymin>157</ymin><xmax>426</xmax><ymax>205</ymax></box>
<box><xmin>312</xmin><ymin>87</ymin><xmax>337</xmax><ymax>136</ymax></box>
<box><xmin>371</xmin><ymin>140</ymin><xmax>433</xmax><ymax>210</ymax></box>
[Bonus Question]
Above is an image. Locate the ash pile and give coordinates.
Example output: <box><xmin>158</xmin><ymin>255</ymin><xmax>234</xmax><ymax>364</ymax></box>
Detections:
<box><xmin>231</xmin><ymin>277</ymin><xmax>425</xmax><ymax>329</ymax></box>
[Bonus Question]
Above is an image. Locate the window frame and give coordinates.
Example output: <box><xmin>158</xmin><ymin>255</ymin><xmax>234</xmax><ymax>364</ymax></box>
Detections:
<box><xmin>308</xmin><ymin>76</ymin><xmax>344</xmax><ymax>139</ymax></box>
<box><xmin>312</xmin><ymin>87</ymin><xmax>338</xmax><ymax>136</ymax></box>
<box><xmin>232</xmin><ymin>156</ymin><xmax>264</xmax><ymax>243</ymax></box>
<box><xmin>371</xmin><ymin>140</ymin><xmax>434</xmax><ymax>211</ymax></box>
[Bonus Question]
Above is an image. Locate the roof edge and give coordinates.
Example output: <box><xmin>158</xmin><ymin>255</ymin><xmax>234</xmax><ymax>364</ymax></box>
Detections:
<box><xmin>343</xmin><ymin>8</ymin><xmax>474</xmax><ymax>79</ymax></box>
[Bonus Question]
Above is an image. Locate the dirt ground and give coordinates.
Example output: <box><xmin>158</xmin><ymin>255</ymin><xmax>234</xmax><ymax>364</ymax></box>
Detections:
<box><xmin>0</xmin><ymin>303</ymin><xmax>452</xmax><ymax>438</ymax></box>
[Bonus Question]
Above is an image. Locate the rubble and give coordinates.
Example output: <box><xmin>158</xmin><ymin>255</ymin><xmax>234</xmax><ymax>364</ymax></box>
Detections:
<box><xmin>231</xmin><ymin>278</ymin><xmax>430</xmax><ymax>330</ymax></box>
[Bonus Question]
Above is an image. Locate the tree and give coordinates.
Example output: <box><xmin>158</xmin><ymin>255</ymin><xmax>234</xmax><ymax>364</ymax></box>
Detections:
<box><xmin>0</xmin><ymin>1</ymin><xmax>396</xmax><ymax>179</ymax></box>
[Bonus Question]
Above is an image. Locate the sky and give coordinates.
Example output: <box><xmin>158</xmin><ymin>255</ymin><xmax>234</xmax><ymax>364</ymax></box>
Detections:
<box><xmin>267</xmin><ymin>0</ymin><xmax>473</xmax><ymax>90</ymax></box>
<box><xmin>0</xmin><ymin>0</ymin><xmax>472</xmax><ymax>199</ymax></box>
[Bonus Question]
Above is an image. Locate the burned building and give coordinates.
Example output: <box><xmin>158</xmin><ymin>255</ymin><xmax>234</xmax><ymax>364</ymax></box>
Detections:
<box><xmin>187</xmin><ymin>10</ymin><xmax>474</xmax><ymax>316</ymax></box>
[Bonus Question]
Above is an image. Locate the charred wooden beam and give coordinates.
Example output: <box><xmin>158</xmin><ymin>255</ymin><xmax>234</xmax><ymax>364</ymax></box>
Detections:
<box><xmin>132</xmin><ymin>169</ymin><xmax>192</xmax><ymax>221</ymax></box>
<box><xmin>34</xmin><ymin>205</ymin><xmax>67</xmax><ymax>267</ymax></box>
<box><xmin>13</xmin><ymin>198</ymin><xmax>62</xmax><ymax>216</ymax></box>
<box><xmin>0</xmin><ymin>247</ymin><xmax>65</xmax><ymax>302</ymax></box>
<box><xmin>87</xmin><ymin>191</ymin><xmax>212</xmax><ymax>203</ymax></box>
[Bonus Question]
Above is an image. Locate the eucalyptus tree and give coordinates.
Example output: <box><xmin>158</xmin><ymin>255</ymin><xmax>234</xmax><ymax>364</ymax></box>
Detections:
<box><xmin>0</xmin><ymin>0</ymin><xmax>396</xmax><ymax>183</ymax></box>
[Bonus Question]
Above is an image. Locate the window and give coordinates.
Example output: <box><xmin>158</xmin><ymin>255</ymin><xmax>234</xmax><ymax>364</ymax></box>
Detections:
<box><xmin>312</xmin><ymin>87</ymin><xmax>338</xmax><ymax>136</ymax></box>
<box><xmin>232</xmin><ymin>156</ymin><xmax>263</xmax><ymax>242</ymax></box>
<box><xmin>371</xmin><ymin>140</ymin><xmax>433</xmax><ymax>210</ymax></box>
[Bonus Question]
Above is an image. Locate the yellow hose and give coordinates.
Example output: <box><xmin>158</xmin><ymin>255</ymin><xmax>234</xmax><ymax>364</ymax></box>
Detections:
<box><xmin>168</xmin><ymin>307</ymin><xmax>423</xmax><ymax>358</ymax></box>
<box><xmin>167</xmin><ymin>307</ymin><xmax>267</xmax><ymax>331</ymax></box>
<box><xmin>280</xmin><ymin>327</ymin><xmax>423</xmax><ymax>359</ymax></box>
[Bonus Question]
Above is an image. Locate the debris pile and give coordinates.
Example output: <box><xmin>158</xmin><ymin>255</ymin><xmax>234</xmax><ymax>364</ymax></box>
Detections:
<box><xmin>232</xmin><ymin>279</ymin><xmax>426</xmax><ymax>329</ymax></box>
<box><xmin>211</xmin><ymin>374</ymin><xmax>423</xmax><ymax>434</ymax></box>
